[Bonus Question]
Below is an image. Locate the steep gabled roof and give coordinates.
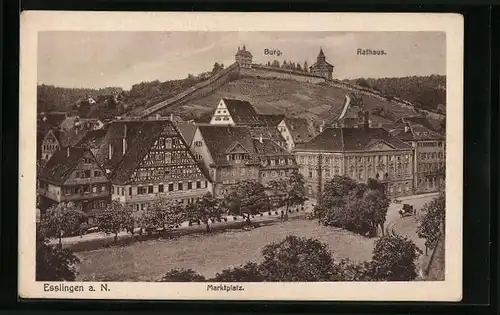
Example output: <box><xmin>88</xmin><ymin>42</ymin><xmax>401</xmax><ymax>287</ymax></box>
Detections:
<box><xmin>38</xmin><ymin>147</ymin><xmax>89</xmax><ymax>184</ymax></box>
<box><xmin>283</xmin><ymin>117</ymin><xmax>316</xmax><ymax>144</ymax></box>
<box><xmin>294</xmin><ymin>127</ymin><xmax>412</xmax><ymax>152</ymax></box>
<box><xmin>74</xmin><ymin>128</ymin><xmax>108</xmax><ymax>150</ymax></box>
<box><xmin>197</xmin><ymin>125</ymin><xmax>259</xmax><ymax>166</ymax></box>
<box><xmin>175</xmin><ymin>121</ymin><xmax>197</xmax><ymax>146</ymax></box>
<box><xmin>222</xmin><ymin>98</ymin><xmax>262</xmax><ymax>125</ymax></box>
<box><xmin>249</xmin><ymin>126</ymin><xmax>285</xmax><ymax>142</ymax></box>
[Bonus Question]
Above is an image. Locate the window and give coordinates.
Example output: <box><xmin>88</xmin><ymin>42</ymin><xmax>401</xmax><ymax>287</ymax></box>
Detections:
<box><xmin>240</xmin><ymin>168</ymin><xmax>246</xmax><ymax>176</ymax></box>
<box><xmin>92</xmin><ymin>186</ymin><xmax>97</xmax><ymax>193</ymax></box>
<box><xmin>308</xmin><ymin>170</ymin><xmax>313</xmax><ymax>178</ymax></box>
<box><xmin>188</xmin><ymin>182</ymin><xmax>192</xmax><ymax>190</ymax></box>
<box><xmin>148</xmin><ymin>185</ymin><xmax>153</xmax><ymax>194</ymax></box>
<box><xmin>82</xmin><ymin>170</ymin><xmax>91</xmax><ymax>178</ymax></box>
<box><xmin>325</xmin><ymin>170</ymin><xmax>331</xmax><ymax>177</ymax></box>
<box><xmin>196</xmin><ymin>181</ymin><xmax>201</xmax><ymax>189</ymax></box>
<box><xmin>83</xmin><ymin>185</ymin><xmax>90</xmax><ymax>193</ymax></box>
<box><xmin>141</xmin><ymin>203</ymin><xmax>145</xmax><ymax>210</ymax></box>
<box><xmin>121</xmin><ymin>188</ymin><xmax>124</xmax><ymax>196</ymax></box>
<box><xmin>194</xmin><ymin>140</ymin><xmax>203</xmax><ymax>147</ymax></box>
<box><xmin>325</xmin><ymin>157</ymin><xmax>330</xmax><ymax>163</ymax></box>
<box><xmin>178</xmin><ymin>183</ymin><xmax>183</xmax><ymax>191</ymax></box>
<box><xmin>83</xmin><ymin>157</ymin><xmax>92</xmax><ymax>164</ymax></box>
<box><xmin>129</xmin><ymin>187</ymin><xmax>132</xmax><ymax>195</ymax></box>
<box><xmin>168</xmin><ymin>183</ymin><xmax>174</xmax><ymax>192</ymax></box>
<box><xmin>138</xmin><ymin>187</ymin><xmax>147</xmax><ymax>195</ymax></box>
<box><xmin>101</xmin><ymin>185</ymin><xmax>106</xmax><ymax>192</ymax></box>
<box><xmin>94</xmin><ymin>170</ymin><xmax>101</xmax><ymax>177</ymax></box>
<box><xmin>75</xmin><ymin>171</ymin><xmax>81</xmax><ymax>178</ymax></box>
<box><xmin>159</xmin><ymin>184</ymin><xmax>164</xmax><ymax>193</ymax></box>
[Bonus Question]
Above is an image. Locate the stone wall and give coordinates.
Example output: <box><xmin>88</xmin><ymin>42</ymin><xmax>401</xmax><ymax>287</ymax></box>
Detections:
<box><xmin>240</xmin><ymin>65</ymin><xmax>325</xmax><ymax>84</ymax></box>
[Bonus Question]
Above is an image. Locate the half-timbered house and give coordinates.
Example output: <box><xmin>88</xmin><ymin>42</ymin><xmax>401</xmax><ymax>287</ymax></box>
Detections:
<box><xmin>97</xmin><ymin>119</ymin><xmax>211</xmax><ymax>210</ymax></box>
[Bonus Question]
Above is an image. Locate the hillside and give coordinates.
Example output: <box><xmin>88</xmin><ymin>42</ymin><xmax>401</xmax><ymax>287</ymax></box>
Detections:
<box><xmin>347</xmin><ymin>75</ymin><xmax>446</xmax><ymax>113</ymax></box>
<box><xmin>157</xmin><ymin>77</ymin><xmax>421</xmax><ymax>123</ymax></box>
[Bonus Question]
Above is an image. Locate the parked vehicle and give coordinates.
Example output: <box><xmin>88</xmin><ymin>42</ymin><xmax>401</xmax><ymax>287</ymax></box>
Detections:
<box><xmin>398</xmin><ymin>204</ymin><xmax>414</xmax><ymax>218</ymax></box>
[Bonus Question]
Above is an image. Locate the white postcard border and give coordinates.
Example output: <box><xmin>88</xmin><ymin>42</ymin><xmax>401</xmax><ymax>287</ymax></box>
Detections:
<box><xmin>19</xmin><ymin>11</ymin><xmax>463</xmax><ymax>301</ymax></box>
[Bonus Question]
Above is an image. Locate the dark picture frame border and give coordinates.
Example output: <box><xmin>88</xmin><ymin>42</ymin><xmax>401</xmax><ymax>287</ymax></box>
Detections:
<box><xmin>1</xmin><ymin>1</ymin><xmax>495</xmax><ymax>314</ymax></box>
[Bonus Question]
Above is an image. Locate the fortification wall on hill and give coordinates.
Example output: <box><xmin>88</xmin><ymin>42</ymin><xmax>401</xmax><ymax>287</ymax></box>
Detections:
<box><xmin>240</xmin><ymin>65</ymin><xmax>325</xmax><ymax>84</ymax></box>
<box><xmin>139</xmin><ymin>63</ymin><xmax>241</xmax><ymax>118</ymax></box>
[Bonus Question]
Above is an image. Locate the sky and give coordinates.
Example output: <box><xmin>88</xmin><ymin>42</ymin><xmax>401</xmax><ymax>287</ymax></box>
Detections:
<box><xmin>37</xmin><ymin>31</ymin><xmax>446</xmax><ymax>90</ymax></box>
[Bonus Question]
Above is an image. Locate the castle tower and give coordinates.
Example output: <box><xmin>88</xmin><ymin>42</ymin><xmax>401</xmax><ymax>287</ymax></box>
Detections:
<box><xmin>310</xmin><ymin>47</ymin><xmax>334</xmax><ymax>80</ymax></box>
<box><xmin>235</xmin><ymin>45</ymin><xmax>253</xmax><ymax>68</ymax></box>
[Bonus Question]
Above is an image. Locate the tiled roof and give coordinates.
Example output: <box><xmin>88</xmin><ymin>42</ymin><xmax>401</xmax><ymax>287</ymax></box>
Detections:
<box><xmin>253</xmin><ymin>138</ymin><xmax>293</xmax><ymax>157</ymax></box>
<box><xmin>38</xmin><ymin>147</ymin><xmax>88</xmax><ymax>184</ymax></box>
<box><xmin>223</xmin><ymin>98</ymin><xmax>262</xmax><ymax>125</ymax></box>
<box><xmin>249</xmin><ymin>126</ymin><xmax>285</xmax><ymax>142</ymax></box>
<box><xmin>52</xmin><ymin>128</ymin><xmax>89</xmax><ymax>148</ymax></box>
<box><xmin>294</xmin><ymin>127</ymin><xmax>412</xmax><ymax>152</ymax></box>
<box><xmin>398</xmin><ymin>116</ymin><xmax>441</xmax><ymax>133</ymax></box>
<box><xmin>284</xmin><ymin>117</ymin><xmax>316</xmax><ymax>144</ymax></box>
<box><xmin>175</xmin><ymin>121</ymin><xmax>197</xmax><ymax>145</ymax></box>
<box><xmin>258</xmin><ymin>114</ymin><xmax>285</xmax><ymax>127</ymax></box>
<box><xmin>197</xmin><ymin>125</ymin><xmax>259</xmax><ymax>166</ymax></box>
<box><xmin>110</xmin><ymin>121</ymin><xmax>169</xmax><ymax>184</ymax></box>
<box><xmin>390</xmin><ymin>123</ymin><xmax>444</xmax><ymax>141</ymax></box>
<box><xmin>74</xmin><ymin>128</ymin><xmax>108</xmax><ymax>149</ymax></box>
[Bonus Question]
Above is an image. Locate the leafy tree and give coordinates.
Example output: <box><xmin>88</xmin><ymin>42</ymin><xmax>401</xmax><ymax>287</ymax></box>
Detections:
<box><xmin>190</xmin><ymin>192</ymin><xmax>223</xmax><ymax>233</ymax></box>
<box><xmin>355</xmin><ymin>78</ymin><xmax>371</xmax><ymax>88</ymax></box>
<box><xmin>160</xmin><ymin>269</ymin><xmax>206</xmax><ymax>282</ymax></box>
<box><xmin>371</xmin><ymin>232</ymin><xmax>422</xmax><ymax>281</ymax></box>
<box><xmin>282</xmin><ymin>60</ymin><xmax>288</xmax><ymax>69</ymax></box>
<box><xmin>416</xmin><ymin>194</ymin><xmax>445</xmax><ymax>255</ymax></box>
<box><xmin>211</xmin><ymin>262</ymin><xmax>264</xmax><ymax>282</ymax></box>
<box><xmin>259</xmin><ymin>236</ymin><xmax>335</xmax><ymax>281</ymax></box>
<box><xmin>331</xmin><ymin>258</ymin><xmax>377</xmax><ymax>281</ymax></box>
<box><xmin>144</xmin><ymin>196</ymin><xmax>184</xmax><ymax>235</ymax></box>
<box><xmin>36</xmin><ymin>229</ymin><xmax>80</xmax><ymax>281</ymax></box>
<box><xmin>234</xmin><ymin>180</ymin><xmax>271</xmax><ymax>220</ymax></box>
<box><xmin>95</xmin><ymin>200</ymin><xmax>133</xmax><ymax>243</ymax></box>
<box><xmin>212</xmin><ymin>62</ymin><xmax>223</xmax><ymax>75</ymax></box>
<box><xmin>267</xmin><ymin>169</ymin><xmax>306</xmax><ymax>220</ymax></box>
<box><xmin>303</xmin><ymin>61</ymin><xmax>308</xmax><ymax>72</ymax></box>
<box><xmin>296</xmin><ymin>63</ymin><xmax>302</xmax><ymax>71</ymax></box>
<box><xmin>39</xmin><ymin>202</ymin><xmax>86</xmax><ymax>247</ymax></box>
<box><xmin>316</xmin><ymin>176</ymin><xmax>389</xmax><ymax>237</ymax></box>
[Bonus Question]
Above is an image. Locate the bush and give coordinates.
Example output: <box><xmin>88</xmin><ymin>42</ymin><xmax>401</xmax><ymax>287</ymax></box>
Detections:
<box><xmin>371</xmin><ymin>233</ymin><xmax>422</xmax><ymax>281</ymax></box>
<box><xmin>160</xmin><ymin>269</ymin><xmax>206</xmax><ymax>282</ymax></box>
<box><xmin>36</xmin><ymin>231</ymin><xmax>80</xmax><ymax>281</ymax></box>
<box><xmin>211</xmin><ymin>262</ymin><xmax>264</xmax><ymax>282</ymax></box>
<box><xmin>259</xmin><ymin>235</ymin><xmax>335</xmax><ymax>281</ymax></box>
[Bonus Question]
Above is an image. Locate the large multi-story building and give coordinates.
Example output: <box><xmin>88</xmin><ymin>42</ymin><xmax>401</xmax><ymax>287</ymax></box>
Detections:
<box><xmin>253</xmin><ymin>137</ymin><xmax>298</xmax><ymax>187</ymax></box>
<box><xmin>95</xmin><ymin>119</ymin><xmax>211</xmax><ymax>210</ymax></box>
<box><xmin>277</xmin><ymin>117</ymin><xmax>317</xmax><ymax>151</ymax></box>
<box><xmin>390</xmin><ymin>119</ymin><xmax>445</xmax><ymax>193</ymax></box>
<box><xmin>293</xmin><ymin>112</ymin><xmax>414</xmax><ymax>199</ymax></box>
<box><xmin>37</xmin><ymin>147</ymin><xmax>111</xmax><ymax>222</ymax></box>
<box><xmin>191</xmin><ymin>125</ymin><xmax>260</xmax><ymax>197</ymax></box>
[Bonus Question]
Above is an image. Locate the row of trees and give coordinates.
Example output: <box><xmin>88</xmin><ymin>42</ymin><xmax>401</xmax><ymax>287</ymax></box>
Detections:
<box><xmin>39</xmin><ymin>171</ymin><xmax>307</xmax><ymax>246</ymax></box>
<box><xmin>265</xmin><ymin>60</ymin><xmax>310</xmax><ymax>72</ymax></box>
<box><xmin>161</xmin><ymin>233</ymin><xmax>422</xmax><ymax>282</ymax></box>
<box><xmin>315</xmin><ymin>176</ymin><xmax>390</xmax><ymax>237</ymax></box>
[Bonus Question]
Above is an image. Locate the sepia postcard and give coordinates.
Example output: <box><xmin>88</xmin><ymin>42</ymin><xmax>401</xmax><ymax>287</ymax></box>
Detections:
<box><xmin>19</xmin><ymin>11</ymin><xmax>463</xmax><ymax>301</ymax></box>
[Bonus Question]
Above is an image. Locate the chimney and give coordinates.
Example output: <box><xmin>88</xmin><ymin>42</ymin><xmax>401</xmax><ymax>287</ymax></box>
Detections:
<box><xmin>66</xmin><ymin>147</ymin><xmax>70</xmax><ymax>158</ymax></box>
<box><xmin>170</xmin><ymin>113</ymin><xmax>174</xmax><ymax>121</ymax></box>
<box><xmin>156</xmin><ymin>113</ymin><xmax>160</xmax><ymax>120</ymax></box>
<box><xmin>404</xmin><ymin>123</ymin><xmax>410</xmax><ymax>133</ymax></box>
<box><xmin>122</xmin><ymin>124</ymin><xmax>127</xmax><ymax>155</ymax></box>
<box><xmin>319</xmin><ymin>120</ymin><xmax>324</xmax><ymax>133</ymax></box>
<box><xmin>259</xmin><ymin>135</ymin><xmax>263</xmax><ymax>143</ymax></box>
<box><xmin>108</xmin><ymin>143</ymin><xmax>113</xmax><ymax>160</ymax></box>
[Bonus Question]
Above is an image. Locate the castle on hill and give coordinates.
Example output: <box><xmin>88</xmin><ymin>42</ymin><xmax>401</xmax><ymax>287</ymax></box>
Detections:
<box><xmin>235</xmin><ymin>45</ymin><xmax>334</xmax><ymax>81</ymax></box>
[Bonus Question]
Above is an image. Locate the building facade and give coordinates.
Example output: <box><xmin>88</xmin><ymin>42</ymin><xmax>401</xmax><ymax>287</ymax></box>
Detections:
<box><xmin>40</xmin><ymin>129</ymin><xmax>62</xmax><ymax>162</ymax></box>
<box><xmin>277</xmin><ymin>117</ymin><xmax>317</xmax><ymax>151</ymax></box>
<box><xmin>102</xmin><ymin>119</ymin><xmax>211</xmax><ymax>210</ymax></box>
<box><xmin>390</xmin><ymin>120</ymin><xmax>445</xmax><ymax>193</ymax></box>
<box><xmin>293</xmin><ymin>115</ymin><xmax>414</xmax><ymax>199</ymax></box>
<box><xmin>309</xmin><ymin>48</ymin><xmax>334</xmax><ymax>80</ymax></box>
<box><xmin>37</xmin><ymin>147</ymin><xmax>111</xmax><ymax>222</ymax></box>
<box><xmin>253</xmin><ymin>137</ymin><xmax>298</xmax><ymax>187</ymax></box>
<box><xmin>191</xmin><ymin>125</ymin><xmax>261</xmax><ymax>197</ymax></box>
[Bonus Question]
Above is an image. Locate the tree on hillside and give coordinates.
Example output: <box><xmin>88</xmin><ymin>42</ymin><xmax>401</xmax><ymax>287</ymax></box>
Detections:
<box><xmin>303</xmin><ymin>61</ymin><xmax>308</xmax><ymax>72</ymax></box>
<box><xmin>355</xmin><ymin>78</ymin><xmax>371</xmax><ymax>89</ymax></box>
<box><xmin>39</xmin><ymin>202</ymin><xmax>86</xmax><ymax>248</ymax></box>
<box><xmin>267</xmin><ymin>169</ymin><xmax>306</xmax><ymax>220</ymax></box>
<box><xmin>296</xmin><ymin>63</ymin><xmax>302</xmax><ymax>71</ymax></box>
<box><xmin>416</xmin><ymin>194</ymin><xmax>445</xmax><ymax>255</ymax></box>
<box><xmin>282</xmin><ymin>60</ymin><xmax>288</xmax><ymax>69</ymax></box>
<box><xmin>212</xmin><ymin>62</ymin><xmax>224</xmax><ymax>75</ymax></box>
<box><xmin>259</xmin><ymin>235</ymin><xmax>335</xmax><ymax>281</ymax></box>
<box><xmin>371</xmin><ymin>232</ymin><xmax>423</xmax><ymax>281</ymax></box>
<box><xmin>234</xmin><ymin>180</ymin><xmax>271</xmax><ymax>220</ymax></box>
<box><xmin>211</xmin><ymin>262</ymin><xmax>264</xmax><ymax>282</ymax></box>
<box><xmin>267</xmin><ymin>61</ymin><xmax>271</xmax><ymax>66</ymax></box>
<box><xmin>95</xmin><ymin>200</ymin><xmax>133</xmax><ymax>243</ymax></box>
<box><xmin>36</xmin><ymin>229</ymin><xmax>80</xmax><ymax>281</ymax></box>
<box><xmin>160</xmin><ymin>269</ymin><xmax>206</xmax><ymax>282</ymax></box>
